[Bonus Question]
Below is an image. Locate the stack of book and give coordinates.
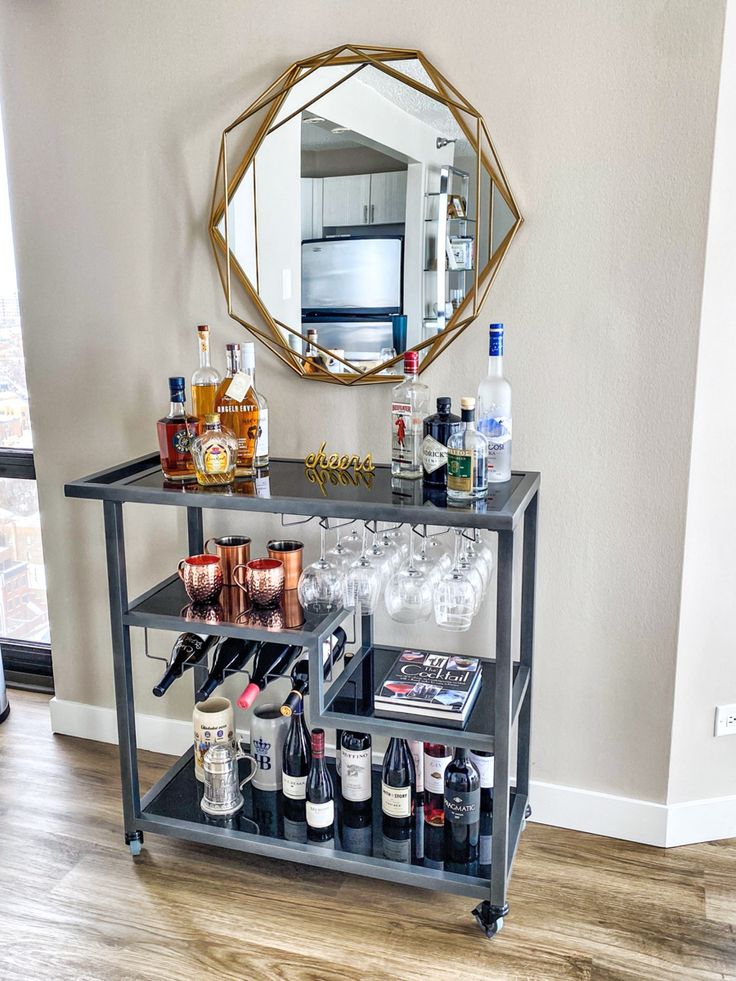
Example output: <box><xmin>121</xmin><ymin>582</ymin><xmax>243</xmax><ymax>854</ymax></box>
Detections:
<box><xmin>374</xmin><ymin>649</ymin><xmax>482</xmax><ymax>728</ymax></box>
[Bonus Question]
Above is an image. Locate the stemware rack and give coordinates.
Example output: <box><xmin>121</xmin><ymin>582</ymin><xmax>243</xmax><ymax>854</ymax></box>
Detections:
<box><xmin>65</xmin><ymin>454</ymin><xmax>539</xmax><ymax>941</ymax></box>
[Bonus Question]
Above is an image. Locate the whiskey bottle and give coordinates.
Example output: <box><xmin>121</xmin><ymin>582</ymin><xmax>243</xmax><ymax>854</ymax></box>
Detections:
<box><xmin>214</xmin><ymin>343</ymin><xmax>259</xmax><ymax>477</ymax></box>
<box><xmin>303</xmin><ymin>328</ymin><xmax>326</xmax><ymax>376</ymax></box>
<box><xmin>242</xmin><ymin>341</ymin><xmax>269</xmax><ymax>469</ymax></box>
<box><xmin>477</xmin><ymin>323</ymin><xmax>512</xmax><ymax>482</ymax></box>
<box><xmin>191</xmin><ymin>324</ymin><xmax>221</xmax><ymax>418</ymax></box>
<box><xmin>391</xmin><ymin>351</ymin><xmax>429</xmax><ymax>480</ymax></box>
<box><xmin>446</xmin><ymin>397</ymin><xmax>488</xmax><ymax>502</ymax></box>
<box><xmin>156</xmin><ymin>377</ymin><xmax>202</xmax><ymax>482</ymax></box>
<box><xmin>190</xmin><ymin>414</ymin><xmax>238</xmax><ymax>486</ymax></box>
<box><xmin>422</xmin><ymin>397</ymin><xmax>462</xmax><ymax>489</ymax></box>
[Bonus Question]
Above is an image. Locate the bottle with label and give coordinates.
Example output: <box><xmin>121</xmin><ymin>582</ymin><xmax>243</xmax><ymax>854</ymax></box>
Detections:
<box><xmin>190</xmin><ymin>414</ymin><xmax>238</xmax><ymax>486</ymax></box>
<box><xmin>446</xmin><ymin>397</ymin><xmax>488</xmax><ymax>502</ymax></box>
<box><xmin>443</xmin><ymin>747</ymin><xmax>480</xmax><ymax>868</ymax></box>
<box><xmin>341</xmin><ymin>730</ymin><xmax>373</xmax><ymax>811</ymax></box>
<box><xmin>214</xmin><ymin>343</ymin><xmax>259</xmax><ymax>477</ymax></box>
<box><xmin>282</xmin><ymin>695</ymin><xmax>311</xmax><ymax>819</ymax></box>
<box><xmin>191</xmin><ymin>324</ymin><xmax>221</xmax><ymax>418</ymax></box>
<box><xmin>306</xmin><ymin>727</ymin><xmax>334</xmax><ymax>841</ymax></box>
<box><xmin>391</xmin><ymin>351</ymin><xmax>429</xmax><ymax>480</ymax></box>
<box><xmin>381</xmin><ymin>737</ymin><xmax>415</xmax><ymax>832</ymax></box>
<box><xmin>477</xmin><ymin>323</ymin><xmax>512</xmax><ymax>482</ymax></box>
<box><xmin>469</xmin><ymin>748</ymin><xmax>494</xmax><ymax>817</ymax></box>
<box><xmin>422</xmin><ymin>397</ymin><xmax>462</xmax><ymax>488</ymax></box>
<box><xmin>423</xmin><ymin>742</ymin><xmax>453</xmax><ymax>826</ymax></box>
<box><xmin>407</xmin><ymin>739</ymin><xmax>424</xmax><ymax>805</ymax></box>
<box><xmin>156</xmin><ymin>377</ymin><xmax>202</xmax><ymax>482</ymax></box>
<box><xmin>151</xmin><ymin>632</ymin><xmax>215</xmax><ymax>698</ymax></box>
<box><xmin>242</xmin><ymin>341</ymin><xmax>269</xmax><ymax>470</ymax></box>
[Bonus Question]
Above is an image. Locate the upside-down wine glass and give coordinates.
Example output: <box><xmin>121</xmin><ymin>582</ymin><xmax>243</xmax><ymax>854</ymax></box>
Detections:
<box><xmin>297</xmin><ymin>522</ymin><xmax>344</xmax><ymax>615</ymax></box>
<box><xmin>433</xmin><ymin>529</ymin><xmax>479</xmax><ymax>632</ymax></box>
<box><xmin>326</xmin><ymin>524</ymin><xmax>354</xmax><ymax>572</ymax></box>
<box><xmin>385</xmin><ymin>526</ymin><xmax>433</xmax><ymax>623</ymax></box>
<box><xmin>343</xmin><ymin>527</ymin><xmax>382</xmax><ymax>615</ymax></box>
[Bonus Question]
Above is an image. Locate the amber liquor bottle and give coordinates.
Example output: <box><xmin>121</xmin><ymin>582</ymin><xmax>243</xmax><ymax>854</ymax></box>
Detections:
<box><xmin>214</xmin><ymin>343</ymin><xmax>259</xmax><ymax>477</ymax></box>
<box><xmin>156</xmin><ymin>376</ymin><xmax>202</xmax><ymax>482</ymax></box>
<box><xmin>191</xmin><ymin>324</ymin><xmax>221</xmax><ymax>418</ymax></box>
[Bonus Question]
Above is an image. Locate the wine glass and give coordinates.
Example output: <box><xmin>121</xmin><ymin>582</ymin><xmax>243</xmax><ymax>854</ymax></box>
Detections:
<box><xmin>462</xmin><ymin>533</ymin><xmax>492</xmax><ymax>596</ymax></box>
<box><xmin>412</xmin><ymin>531</ymin><xmax>445</xmax><ymax>584</ymax></box>
<box><xmin>385</xmin><ymin>526</ymin><xmax>433</xmax><ymax>623</ymax></box>
<box><xmin>326</xmin><ymin>525</ymin><xmax>354</xmax><ymax>572</ymax></box>
<box><xmin>297</xmin><ymin>523</ymin><xmax>344</xmax><ymax>615</ymax></box>
<box><xmin>367</xmin><ymin>531</ymin><xmax>394</xmax><ymax>585</ymax></box>
<box><xmin>433</xmin><ymin>529</ymin><xmax>479</xmax><ymax>631</ymax></box>
<box><xmin>343</xmin><ymin>527</ymin><xmax>382</xmax><ymax>614</ymax></box>
<box><xmin>341</xmin><ymin>522</ymin><xmax>363</xmax><ymax>558</ymax></box>
<box><xmin>377</xmin><ymin>523</ymin><xmax>404</xmax><ymax>571</ymax></box>
<box><xmin>424</xmin><ymin>531</ymin><xmax>452</xmax><ymax>577</ymax></box>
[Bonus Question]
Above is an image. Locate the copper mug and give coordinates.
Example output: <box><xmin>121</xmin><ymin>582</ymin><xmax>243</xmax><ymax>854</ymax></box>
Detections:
<box><xmin>205</xmin><ymin>536</ymin><xmax>251</xmax><ymax>586</ymax></box>
<box><xmin>266</xmin><ymin>540</ymin><xmax>303</xmax><ymax>590</ymax></box>
<box><xmin>234</xmin><ymin>558</ymin><xmax>285</xmax><ymax>607</ymax></box>
<box><xmin>178</xmin><ymin>554</ymin><xmax>223</xmax><ymax>603</ymax></box>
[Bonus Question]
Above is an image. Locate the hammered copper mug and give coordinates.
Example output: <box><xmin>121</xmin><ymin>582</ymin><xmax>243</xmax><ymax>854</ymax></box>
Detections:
<box><xmin>205</xmin><ymin>536</ymin><xmax>251</xmax><ymax>586</ymax></box>
<box><xmin>233</xmin><ymin>558</ymin><xmax>284</xmax><ymax>607</ymax></box>
<box><xmin>178</xmin><ymin>554</ymin><xmax>223</xmax><ymax>603</ymax></box>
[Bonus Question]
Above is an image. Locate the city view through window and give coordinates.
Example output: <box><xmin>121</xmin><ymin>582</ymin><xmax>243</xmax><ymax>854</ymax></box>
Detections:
<box><xmin>0</xmin><ymin>107</ymin><xmax>50</xmax><ymax>644</ymax></box>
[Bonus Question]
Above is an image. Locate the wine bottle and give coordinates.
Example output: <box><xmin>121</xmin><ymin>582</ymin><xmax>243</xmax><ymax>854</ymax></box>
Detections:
<box><xmin>306</xmin><ymin>728</ymin><xmax>334</xmax><ymax>841</ymax></box>
<box><xmin>423</xmin><ymin>742</ymin><xmax>453</xmax><ymax>826</ymax></box>
<box><xmin>443</xmin><ymin>747</ymin><xmax>480</xmax><ymax>867</ymax></box>
<box><xmin>280</xmin><ymin>627</ymin><xmax>347</xmax><ymax>717</ymax></box>
<box><xmin>407</xmin><ymin>739</ymin><xmax>424</xmax><ymax>805</ymax></box>
<box><xmin>152</xmin><ymin>633</ymin><xmax>215</xmax><ymax>697</ymax></box>
<box><xmin>194</xmin><ymin>637</ymin><xmax>260</xmax><ymax>701</ymax></box>
<box><xmin>236</xmin><ymin>643</ymin><xmax>300</xmax><ymax>710</ymax></box>
<box><xmin>341</xmin><ymin>807</ymin><xmax>373</xmax><ymax>856</ymax></box>
<box><xmin>282</xmin><ymin>695</ymin><xmax>311</xmax><ymax>817</ymax></box>
<box><xmin>340</xmin><ymin>731</ymin><xmax>372</xmax><ymax>810</ymax></box>
<box><xmin>469</xmin><ymin>749</ymin><xmax>494</xmax><ymax>816</ymax></box>
<box><xmin>381</xmin><ymin>737</ymin><xmax>415</xmax><ymax>831</ymax></box>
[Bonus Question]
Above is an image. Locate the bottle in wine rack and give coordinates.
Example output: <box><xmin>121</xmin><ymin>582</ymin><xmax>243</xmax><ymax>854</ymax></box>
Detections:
<box><xmin>281</xmin><ymin>695</ymin><xmax>311</xmax><ymax>820</ymax></box>
<box><xmin>381</xmin><ymin>737</ymin><xmax>415</xmax><ymax>832</ymax></box>
<box><xmin>340</xmin><ymin>731</ymin><xmax>372</xmax><ymax>811</ymax></box>
<box><xmin>194</xmin><ymin>637</ymin><xmax>260</xmax><ymax>701</ymax></box>
<box><xmin>423</xmin><ymin>742</ymin><xmax>453</xmax><ymax>826</ymax></box>
<box><xmin>236</xmin><ymin>643</ymin><xmax>300</xmax><ymax>710</ymax></box>
<box><xmin>306</xmin><ymin>728</ymin><xmax>334</xmax><ymax>841</ymax></box>
<box><xmin>152</xmin><ymin>633</ymin><xmax>215</xmax><ymax>697</ymax></box>
<box><xmin>443</xmin><ymin>748</ymin><xmax>480</xmax><ymax>868</ymax></box>
<box><xmin>407</xmin><ymin>739</ymin><xmax>424</xmax><ymax>805</ymax></box>
<box><xmin>280</xmin><ymin>627</ymin><xmax>347</xmax><ymax>717</ymax></box>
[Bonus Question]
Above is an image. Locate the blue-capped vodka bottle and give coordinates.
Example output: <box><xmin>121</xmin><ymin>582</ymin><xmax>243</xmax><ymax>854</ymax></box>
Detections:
<box><xmin>477</xmin><ymin>323</ymin><xmax>512</xmax><ymax>482</ymax></box>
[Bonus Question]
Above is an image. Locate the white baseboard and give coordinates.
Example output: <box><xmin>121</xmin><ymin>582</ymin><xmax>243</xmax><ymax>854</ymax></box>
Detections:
<box><xmin>48</xmin><ymin>698</ymin><xmax>736</xmax><ymax>848</ymax></box>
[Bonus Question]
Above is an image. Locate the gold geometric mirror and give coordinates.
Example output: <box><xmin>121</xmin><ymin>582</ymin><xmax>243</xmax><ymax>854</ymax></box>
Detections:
<box><xmin>209</xmin><ymin>45</ymin><xmax>522</xmax><ymax>385</ymax></box>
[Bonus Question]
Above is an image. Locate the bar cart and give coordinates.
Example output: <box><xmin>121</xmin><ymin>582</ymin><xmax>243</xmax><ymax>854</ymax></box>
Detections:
<box><xmin>65</xmin><ymin>455</ymin><xmax>539</xmax><ymax>940</ymax></box>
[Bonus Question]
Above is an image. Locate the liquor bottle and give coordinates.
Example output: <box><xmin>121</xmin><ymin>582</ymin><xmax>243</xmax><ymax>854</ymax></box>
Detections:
<box><xmin>156</xmin><ymin>377</ymin><xmax>202</xmax><ymax>482</ymax></box>
<box><xmin>303</xmin><ymin>328</ymin><xmax>326</xmax><ymax>375</ymax></box>
<box><xmin>194</xmin><ymin>637</ymin><xmax>260</xmax><ymax>701</ymax></box>
<box><xmin>306</xmin><ymin>728</ymin><xmax>334</xmax><ymax>841</ymax></box>
<box><xmin>446</xmin><ymin>397</ymin><xmax>488</xmax><ymax>502</ymax></box>
<box><xmin>281</xmin><ymin>694</ymin><xmax>311</xmax><ymax>817</ymax></box>
<box><xmin>381</xmin><ymin>737</ymin><xmax>415</xmax><ymax>831</ymax></box>
<box><xmin>390</xmin><ymin>351</ymin><xmax>429</xmax><ymax>480</ymax></box>
<box><xmin>191</xmin><ymin>324</ymin><xmax>221</xmax><ymax>418</ymax></box>
<box><xmin>151</xmin><ymin>632</ymin><xmax>215</xmax><ymax>697</ymax></box>
<box><xmin>280</xmin><ymin>627</ymin><xmax>347</xmax><ymax>717</ymax></box>
<box><xmin>242</xmin><ymin>341</ymin><xmax>269</xmax><ymax>470</ymax></box>
<box><xmin>340</xmin><ymin>731</ymin><xmax>372</xmax><ymax>811</ymax></box>
<box><xmin>423</xmin><ymin>742</ymin><xmax>453</xmax><ymax>826</ymax></box>
<box><xmin>477</xmin><ymin>323</ymin><xmax>512</xmax><ymax>483</ymax></box>
<box><xmin>443</xmin><ymin>747</ymin><xmax>481</xmax><ymax>866</ymax></box>
<box><xmin>469</xmin><ymin>749</ymin><xmax>494</xmax><ymax>816</ymax></box>
<box><xmin>190</xmin><ymin>414</ymin><xmax>238</xmax><ymax>486</ymax></box>
<box><xmin>236</xmin><ymin>643</ymin><xmax>300</xmax><ymax>709</ymax></box>
<box><xmin>214</xmin><ymin>343</ymin><xmax>260</xmax><ymax>477</ymax></box>
<box><xmin>407</xmin><ymin>739</ymin><xmax>425</xmax><ymax>805</ymax></box>
<box><xmin>422</xmin><ymin>397</ymin><xmax>462</xmax><ymax>489</ymax></box>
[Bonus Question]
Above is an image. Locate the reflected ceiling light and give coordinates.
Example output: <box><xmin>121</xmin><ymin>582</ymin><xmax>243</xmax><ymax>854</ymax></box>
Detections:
<box><xmin>303</xmin><ymin>116</ymin><xmax>325</xmax><ymax>124</ymax></box>
<box><xmin>331</xmin><ymin>127</ymin><xmax>350</xmax><ymax>134</ymax></box>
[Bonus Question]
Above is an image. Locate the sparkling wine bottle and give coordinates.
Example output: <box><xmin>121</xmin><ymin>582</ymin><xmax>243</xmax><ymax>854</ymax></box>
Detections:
<box><xmin>340</xmin><ymin>731</ymin><xmax>372</xmax><ymax>810</ymax></box>
<box><xmin>281</xmin><ymin>695</ymin><xmax>311</xmax><ymax>818</ymax></box>
<box><xmin>381</xmin><ymin>737</ymin><xmax>415</xmax><ymax>831</ymax></box>
<box><xmin>306</xmin><ymin>728</ymin><xmax>334</xmax><ymax>841</ymax></box>
<box><xmin>152</xmin><ymin>633</ymin><xmax>215</xmax><ymax>697</ymax></box>
<box><xmin>280</xmin><ymin>627</ymin><xmax>347</xmax><ymax>717</ymax></box>
<box><xmin>194</xmin><ymin>637</ymin><xmax>260</xmax><ymax>701</ymax></box>
<box><xmin>236</xmin><ymin>643</ymin><xmax>300</xmax><ymax>710</ymax></box>
<box><xmin>423</xmin><ymin>742</ymin><xmax>453</xmax><ymax>826</ymax></box>
<box><xmin>444</xmin><ymin>747</ymin><xmax>480</xmax><ymax>867</ymax></box>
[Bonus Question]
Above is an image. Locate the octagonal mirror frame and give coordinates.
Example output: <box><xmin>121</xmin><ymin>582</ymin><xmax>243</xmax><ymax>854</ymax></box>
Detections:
<box><xmin>209</xmin><ymin>44</ymin><xmax>522</xmax><ymax>385</ymax></box>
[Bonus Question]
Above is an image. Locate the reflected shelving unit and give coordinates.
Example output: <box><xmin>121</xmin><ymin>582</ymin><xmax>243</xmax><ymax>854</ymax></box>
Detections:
<box><xmin>65</xmin><ymin>454</ymin><xmax>539</xmax><ymax>940</ymax></box>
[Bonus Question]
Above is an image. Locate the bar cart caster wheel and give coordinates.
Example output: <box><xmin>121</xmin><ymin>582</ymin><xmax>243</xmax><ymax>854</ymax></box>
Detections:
<box><xmin>472</xmin><ymin>901</ymin><xmax>508</xmax><ymax>940</ymax></box>
<box><xmin>125</xmin><ymin>831</ymin><xmax>144</xmax><ymax>857</ymax></box>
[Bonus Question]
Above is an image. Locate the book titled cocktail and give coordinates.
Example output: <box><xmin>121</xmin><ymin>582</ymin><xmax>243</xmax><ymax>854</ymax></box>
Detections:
<box><xmin>374</xmin><ymin>650</ymin><xmax>482</xmax><ymax>728</ymax></box>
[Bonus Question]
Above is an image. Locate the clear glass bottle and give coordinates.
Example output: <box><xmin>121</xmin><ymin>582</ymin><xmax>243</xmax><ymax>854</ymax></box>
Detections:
<box><xmin>391</xmin><ymin>351</ymin><xmax>429</xmax><ymax>480</ymax></box>
<box><xmin>446</xmin><ymin>397</ymin><xmax>488</xmax><ymax>502</ymax></box>
<box><xmin>191</xmin><ymin>324</ymin><xmax>221</xmax><ymax>418</ymax></box>
<box><xmin>477</xmin><ymin>323</ymin><xmax>512</xmax><ymax>482</ymax></box>
<box><xmin>213</xmin><ymin>343</ymin><xmax>259</xmax><ymax>477</ymax></box>
<box><xmin>156</xmin><ymin>376</ymin><xmax>202</xmax><ymax>482</ymax></box>
<box><xmin>242</xmin><ymin>341</ymin><xmax>269</xmax><ymax>470</ymax></box>
<box><xmin>190</xmin><ymin>413</ymin><xmax>237</xmax><ymax>486</ymax></box>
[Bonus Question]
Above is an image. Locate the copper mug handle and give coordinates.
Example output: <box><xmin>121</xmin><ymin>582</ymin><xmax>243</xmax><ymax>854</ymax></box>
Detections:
<box><xmin>204</xmin><ymin>538</ymin><xmax>217</xmax><ymax>555</ymax></box>
<box><xmin>177</xmin><ymin>559</ymin><xmax>187</xmax><ymax>582</ymax></box>
<box><xmin>232</xmin><ymin>563</ymin><xmax>249</xmax><ymax>596</ymax></box>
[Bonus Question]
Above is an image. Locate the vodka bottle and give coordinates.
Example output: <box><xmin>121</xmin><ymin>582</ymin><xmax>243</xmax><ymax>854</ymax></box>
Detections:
<box><xmin>477</xmin><ymin>323</ymin><xmax>512</xmax><ymax>482</ymax></box>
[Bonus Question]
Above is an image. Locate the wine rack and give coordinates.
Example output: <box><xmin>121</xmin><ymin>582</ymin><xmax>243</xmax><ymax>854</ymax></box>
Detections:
<box><xmin>65</xmin><ymin>454</ymin><xmax>539</xmax><ymax>940</ymax></box>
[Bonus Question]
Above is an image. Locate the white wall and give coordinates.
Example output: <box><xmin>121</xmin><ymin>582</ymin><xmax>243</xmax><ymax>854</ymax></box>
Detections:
<box><xmin>0</xmin><ymin>0</ymin><xmax>729</xmax><ymax>839</ymax></box>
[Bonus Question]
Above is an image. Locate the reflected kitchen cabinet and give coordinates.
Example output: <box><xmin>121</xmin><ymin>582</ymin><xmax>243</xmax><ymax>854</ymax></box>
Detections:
<box><xmin>369</xmin><ymin>172</ymin><xmax>407</xmax><ymax>225</ymax></box>
<box><xmin>322</xmin><ymin>174</ymin><xmax>371</xmax><ymax>227</ymax></box>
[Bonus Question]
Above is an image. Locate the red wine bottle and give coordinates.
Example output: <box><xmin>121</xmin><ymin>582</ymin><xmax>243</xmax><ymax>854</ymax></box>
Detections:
<box><xmin>306</xmin><ymin>727</ymin><xmax>334</xmax><ymax>841</ymax></box>
<box><xmin>470</xmin><ymin>749</ymin><xmax>494</xmax><ymax>816</ymax></box>
<box><xmin>152</xmin><ymin>633</ymin><xmax>216</xmax><ymax>697</ymax></box>
<box><xmin>280</xmin><ymin>627</ymin><xmax>347</xmax><ymax>717</ymax></box>
<box><xmin>340</xmin><ymin>730</ymin><xmax>372</xmax><ymax>811</ymax></box>
<box><xmin>236</xmin><ymin>643</ymin><xmax>300</xmax><ymax>710</ymax></box>
<box><xmin>407</xmin><ymin>739</ymin><xmax>424</xmax><ymax>805</ymax></box>
<box><xmin>443</xmin><ymin>747</ymin><xmax>480</xmax><ymax>867</ymax></box>
<box><xmin>423</xmin><ymin>742</ymin><xmax>453</xmax><ymax>826</ymax></box>
<box><xmin>194</xmin><ymin>637</ymin><xmax>261</xmax><ymax>701</ymax></box>
<box><xmin>381</xmin><ymin>737</ymin><xmax>415</xmax><ymax>831</ymax></box>
<box><xmin>282</xmin><ymin>695</ymin><xmax>311</xmax><ymax>819</ymax></box>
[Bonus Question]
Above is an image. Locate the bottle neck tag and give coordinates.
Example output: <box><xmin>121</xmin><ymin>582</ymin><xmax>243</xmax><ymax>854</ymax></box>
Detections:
<box><xmin>225</xmin><ymin>371</ymin><xmax>253</xmax><ymax>403</ymax></box>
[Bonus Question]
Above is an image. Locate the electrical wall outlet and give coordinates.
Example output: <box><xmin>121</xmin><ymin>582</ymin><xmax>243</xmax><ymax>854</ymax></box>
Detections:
<box><xmin>714</xmin><ymin>704</ymin><xmax>736</xmax><ymax>736</ymax></box>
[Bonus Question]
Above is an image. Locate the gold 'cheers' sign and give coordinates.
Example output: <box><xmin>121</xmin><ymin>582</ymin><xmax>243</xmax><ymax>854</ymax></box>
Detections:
<box><xmin>304</xmin><ymin>442</ymin><xmax>375</xmax><ymax>496</ymax></box>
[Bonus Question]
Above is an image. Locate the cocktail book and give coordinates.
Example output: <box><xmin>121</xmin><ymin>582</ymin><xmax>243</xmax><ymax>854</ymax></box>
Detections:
<box><xmin>374</xmin><ymin>650</ymin><xmax>482</xmax><ymax>728</ymax></box>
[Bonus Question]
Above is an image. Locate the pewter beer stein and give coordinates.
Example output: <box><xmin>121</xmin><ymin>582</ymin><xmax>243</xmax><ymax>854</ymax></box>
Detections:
<box><xmin>201</xmin><ymin>743</ymin><xmax>258</xmax><ymax>817</ymax></box>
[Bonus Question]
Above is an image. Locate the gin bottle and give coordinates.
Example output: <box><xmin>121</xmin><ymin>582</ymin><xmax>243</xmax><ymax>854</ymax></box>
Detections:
<box><xmin>391</xmin><ymin>351</ymin><xmax>429</xmax><ymax>479</ymax></box>
<box><xmin>446</xmin><ymin>397</ymin><xmax>488</xmax><ymax>502</ymax></box>
<box><xmin>477</xmin><ymin>323</ymin><xmax>512</xmax><ymax>482</ymax></box>
<box><xmin>242</xmin><ymin>341</ymin><xmax>269</xmax><ymax>470</ymax></box>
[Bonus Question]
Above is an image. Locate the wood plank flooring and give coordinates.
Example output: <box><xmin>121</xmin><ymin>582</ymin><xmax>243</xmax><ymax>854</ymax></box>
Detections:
<box><xmin>0</xmin><ymin>691</ymin><xmax>734</xmax><ymax>981</ymax></box>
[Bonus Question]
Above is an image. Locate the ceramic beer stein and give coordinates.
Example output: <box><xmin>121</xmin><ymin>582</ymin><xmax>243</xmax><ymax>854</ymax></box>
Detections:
<box><xmin>249</xmin><ymin>703</ymin><xmax>289</xmax><ymax>791</ymax></box>
<box><xmin>193</xmin><ymin>696</ymin><xmax>236</xmax><ymax>783</ymax></box>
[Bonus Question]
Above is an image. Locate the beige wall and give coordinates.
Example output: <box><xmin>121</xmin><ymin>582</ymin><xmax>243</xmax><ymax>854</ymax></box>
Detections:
<box><xmin>0</xmin><ymin>1</ymin><xmax>727</xmax><ymax>805</ymax></box>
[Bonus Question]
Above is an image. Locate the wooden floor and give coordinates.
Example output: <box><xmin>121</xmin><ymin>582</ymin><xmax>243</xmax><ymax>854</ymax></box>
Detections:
<box><xmin>0</xmin><ymin>691</ymin><xmax>734</xmax><ymax>981</ymax></box>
